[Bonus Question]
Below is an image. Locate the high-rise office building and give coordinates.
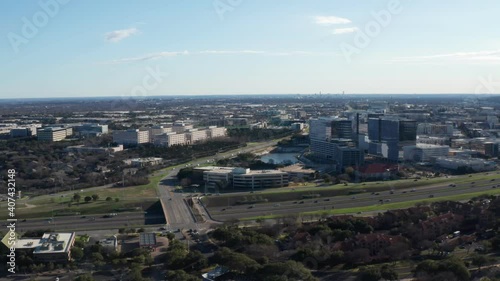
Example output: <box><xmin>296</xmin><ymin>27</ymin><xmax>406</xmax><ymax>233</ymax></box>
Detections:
<box><xmin>368</xmin><ymin>117</ymin><xmax>417</xmax><ymax>161</ymax></box>
<box><xmin>309</xmin><ymin>117</ymin><xmax>363</xmax><ymax>171</ymax></box>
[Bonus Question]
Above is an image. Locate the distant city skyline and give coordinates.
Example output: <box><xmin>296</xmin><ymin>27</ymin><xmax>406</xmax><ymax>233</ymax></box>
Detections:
<box><xmin>1</xmin><ymin>0</ymin><xmax>500</xmax><ymax>98</ymax></box>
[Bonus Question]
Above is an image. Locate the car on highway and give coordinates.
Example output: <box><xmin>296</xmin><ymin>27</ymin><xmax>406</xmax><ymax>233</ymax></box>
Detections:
<box><xmin>390</xmin><ymin>190</ymin><xmax>394</xmax><ymax>194</ymax></box>
<box><xmin>299</xmin><ymin>201</ymin><xmax>304</xmax><ymax>204</ymax></box>
<box><xmin>273</xmin><ymin>204</ymin><xmax>281</xmax><ymax>207</ymax></box>
<box><xmin>385</xmin><ymin>199</ymin><xmax>391</xmax><ymax>202</ymax></box>
<box><xmin>248</xmin><ymin>205</ymin><xmax>255</xmax><ymax>209</ymax></box>
<box><xmin>324</xmin><ymin>198</ymin><xmax>330</xmax><ymax>201</ymax></box>
<box><xmin>429</xmin><ymin>194</ymin><xmax>434</xmax><ymax>198</ymax></box>
<box><xmin>351</xmin><ymin>196</ymin><xmax>356</xmax><ymax>199</ymax></box>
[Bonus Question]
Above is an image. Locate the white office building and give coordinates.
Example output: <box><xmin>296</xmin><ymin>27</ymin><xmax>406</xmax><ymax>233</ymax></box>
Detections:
<box><xmin>153</xmin><ymin>132</ymin><xmax>186</xmax><ymax>147</ymax></box>
<box><xmin>403</xmin><ymin>144</ymin><xmax>450</xmax><ymax>162</ymax></box>
<box><xmin>206</xmin><ymin>126</ymin><xmax>227</xmax><ymax>138</ymax></box>
<box><xmin>112</xmin><ymin>129</ymin><xmax>149</xmax><ymax>145</ymax></box>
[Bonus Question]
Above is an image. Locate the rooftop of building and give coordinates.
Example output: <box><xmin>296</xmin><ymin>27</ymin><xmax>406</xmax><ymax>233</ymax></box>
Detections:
<box><xmin>15</xmin><ymin>232</ymin><xmax>75</xmax><ymax>254</ymax></box>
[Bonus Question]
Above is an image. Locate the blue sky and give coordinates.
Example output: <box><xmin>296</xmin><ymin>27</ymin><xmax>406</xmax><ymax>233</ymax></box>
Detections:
<box><xmin>1</xmin><ymin>0</ymin><xmax>500</xmax><ymax>98</ymax></box>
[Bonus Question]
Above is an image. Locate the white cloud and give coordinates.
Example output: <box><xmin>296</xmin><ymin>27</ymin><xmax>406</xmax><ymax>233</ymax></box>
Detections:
<box><xmin>105</xmin><ymin>28</ymin><xmax>139</xmax><ymax>43</ymax></box>
<box><xmin>332</xmin><ymin>27</ymin><xmax>359</xmax><ymax>35</ymax></box>
<box><xmin>393</xmin><ymin>50</ymin><xmax>500</xmax><ymax>63</ymax></box>
<box><xmin>106</xmin><ymin>51</ymin><xmax>189</xmax><ymax>64</ymax></box>
<box><xmin>104</xmin><ymin>50</ymin><xmax>339</xmax><ymax>64</ymax></box>
<box><xmin>313</xmin><ymin>16</ymin><xmax>351</xmax><ymax>25</ymax></box>
<box><xmin>198</xmin><ymin>50</ymin><xmax>266</xmax><ymax>55</ymax></box>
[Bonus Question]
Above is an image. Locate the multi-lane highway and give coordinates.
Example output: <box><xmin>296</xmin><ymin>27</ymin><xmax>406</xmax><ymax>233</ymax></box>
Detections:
<box><xmin>207</xmin><ymin>175</ymin><xmax>500</xmax><ymax>221</ymax></box>
<box><xmin>10</xmin><ymin>212</ymin><xmax>153</xmax><ymax>232</ymax></box>
<box><xmin>157</xmin><ymin>139</ymin><xmax>284</xmax><ymax>231</ymax></box>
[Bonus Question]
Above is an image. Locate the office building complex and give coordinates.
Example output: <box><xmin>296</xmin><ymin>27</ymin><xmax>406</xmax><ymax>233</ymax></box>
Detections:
<box><xmin>309</xmin><ymin>117</ymin><xmax>363</xmax><ymax>171</ymax></box>
<box><xmin>73</xmin><ymin>123</ymin><xmax>108</xmax><ymax>137</ymax></box>
<box><xmin>367</xmin><ymin>117</ymin><xmax>417</xmax><ymax>161</ymax></box>
<box><xmin>153</xmin><ymin>132</ymin><xmax>186</xmax><ymax>147</ymax></box>
<box><xmin>112</xmin><ymin>129</ymin><xmax>149</xmax><ymax>145</ymax></box>
<box><xmin>37</xmin><ymin>127</ymin><xmax>73</xmax><ymax>142</ymax></box>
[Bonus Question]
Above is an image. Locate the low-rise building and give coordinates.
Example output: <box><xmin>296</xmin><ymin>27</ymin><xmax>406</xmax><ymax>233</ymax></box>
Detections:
<box><xmin>15</xmin><ymin>232</ymin><xmax>76</xmax><ymax>263</ymax></box>
<box><xmin>65</xmin><ymin>144</ymin><xmax>123</xmax><ymax>153</ymax></box>
<box><xmin>139</xmin><ymin>233</ymin><xmax>157</xmax><ymax>250</ymax></box>
<box><xmin>279</xmin><ymin>164</ymin><xmax>316</xmax><ymax>180</ymax></box>
<box><xmin>73</xmin><ymin>123</ymin><xmax>108</xmax><ymax>137</ymax></box>
<box><xmin>196</xmin><ymin>166</ymin><xmax>289</xmax><ymax>189</ymax></box>
<box><xmin>232</xmin><ymin>168</ymin><xmax>289</xmax><ymax>189</ymax></box>
<box><xmin>403</xmin><ymin>144</ymin><xmax>450</xmax><ymax>162</ymax></box>
<box><xmin>435</xmin><ymin>156</ymin><xmax>496</xmax><ymax>172</ymax></box>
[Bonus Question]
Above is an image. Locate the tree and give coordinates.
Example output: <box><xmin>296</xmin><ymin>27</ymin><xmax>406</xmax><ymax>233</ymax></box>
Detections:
<box><xmin>380</xmin><ymin>264</ymin><xmax>398</xmax><ymax>281</ymax></box>
<box><xmin>471</xmin><ymin>254</ymin><xmax>489</xmax><ymax>271</ymax></box>
<box><xmin>212</xmin><ymin>247</ymin><xmax>260</xmax><ymax>274</ymax></box>
<box><xmin>257</xmin><ymin>260</ymin><xmax>317</xmax><ymax>281</ymax></box>
<box><xmin>115</xmin><ymin>198</ymin><xmax>119</xmax><ymax>202</ymax></box>
<box><xmin>165</xmin><ymin>270</ymin><xmax>199</xmax><ymax>281</ymax></box>
<box><xmin>358</xmin><ymin>266</ymin><xmax>381</xmax><ymax>281</ymax></box>
<box><xmin>84</xmin><ymin>196</ymin><xmax>92</xmax><ymax>203</ymax></box>
<box><xmin>91</xmin><ymin>194</ymin><xmax>99</xmax><ymax>201</ymax></box>
<box><xmin>166</xmin><ymin>232</ymin><xmax>175</xmax><ymax>241</ymax></box>
<box><xmin>71</xmin><ymin>247</ymin><xmax>84</xmax><ymax>261</ymax></box>
<box><xmin>74</xmin><ymin>274</ymin><xmax>94</xmax><ymax>281</ymax></box>
<box><xmin>106</xmin><ymin>196</ymin><xmax>112</xmax><ymax>201</ymax></box>
<box><xmin>73</xmin><ymin>193</ymin><xmax>81</xmax><ymax>203</ymax></box>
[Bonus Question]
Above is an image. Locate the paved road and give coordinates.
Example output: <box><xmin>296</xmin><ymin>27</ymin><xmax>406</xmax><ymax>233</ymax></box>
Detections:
<box><xmin>10</xmin><ymin>212</ymin><xmax>153</xmax><ymax>232</ymax></box>
<box><xmin>157</xmin><ymin>139</ymin><xmax>282</xmax><ymax>231</ymax></box>
<box><xmin>207</xmin><ymin>175</ymin><xmax>500</xmax><ymax>221</ymax></box>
